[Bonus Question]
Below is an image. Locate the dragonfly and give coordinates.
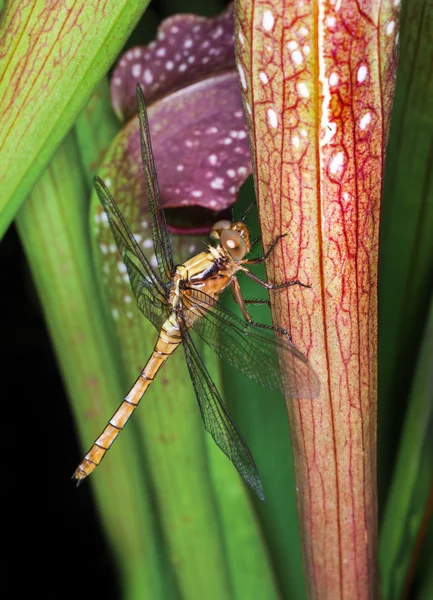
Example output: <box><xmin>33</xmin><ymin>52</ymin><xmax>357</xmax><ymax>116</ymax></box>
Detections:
<box><xmin>73</xmin><ymin>85</ymin><xmax>320</xmax><ymax>499</ymax></box>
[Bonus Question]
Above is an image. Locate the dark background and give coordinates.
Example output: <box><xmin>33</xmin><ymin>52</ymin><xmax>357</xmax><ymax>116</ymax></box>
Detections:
<box><xmin>2</xmin><ymin>224</ymin><xmax>118</xmax><ymax>598</ymax></box>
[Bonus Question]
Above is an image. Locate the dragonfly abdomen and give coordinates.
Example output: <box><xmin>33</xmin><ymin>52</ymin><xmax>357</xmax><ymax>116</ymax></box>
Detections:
<box><xmin>73</xmin><ymin>316</ymin><xmax>181</xmax><ymax>482</ymax></box>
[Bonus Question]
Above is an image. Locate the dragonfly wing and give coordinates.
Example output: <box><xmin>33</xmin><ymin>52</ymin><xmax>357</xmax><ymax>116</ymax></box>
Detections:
<box><xmin>179</xmin><ymin>316</ymin><xmax>264</xmax><ymax>500</ymax></box>
<box><xmin>184</xmin><ymin>289</ymin><xmax>320</xmax><ymax>399</ymax></box>
<box><xmin>94</xmin><ymin>177</ymin><xmax>168</xmax><ymax>329</ymax></box>
<box><xmin>136</xmin><ymin>85</ymin><xmax>175</xmax><ymax>284</ymax></box>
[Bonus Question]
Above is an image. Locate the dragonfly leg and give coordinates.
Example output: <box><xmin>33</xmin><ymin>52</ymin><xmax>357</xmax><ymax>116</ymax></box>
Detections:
<box><xmin>240</xmin><ymin>266</ymin><xmax>311</xmax><ymax>291</ymax></box>
<box><xmin>244</xmin><ymin>298</ymin><xmax>270</xmax><ymax>306</ymax></box>
<box><xmin>245</xmin><ymin>234</ymin><xmax>287</xmax><ymax>265</ymax></box>
<box><xmin>230</xmin><ymin>279</ymin><xmax>296</xmax><ymax>347</ymax></box>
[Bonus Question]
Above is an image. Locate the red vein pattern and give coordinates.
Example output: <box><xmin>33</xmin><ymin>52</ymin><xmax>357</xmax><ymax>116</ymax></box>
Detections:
<box><xmin>235</xmin><ymin>1</ymin><xmax>399</xmax><ymax>598</ymax></box>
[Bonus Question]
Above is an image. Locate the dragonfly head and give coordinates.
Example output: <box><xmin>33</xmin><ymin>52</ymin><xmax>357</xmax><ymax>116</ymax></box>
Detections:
<box><xmin>210</xmin><ymin>220</ymin><xmax>251</xmax><ymax>261</ymax></box>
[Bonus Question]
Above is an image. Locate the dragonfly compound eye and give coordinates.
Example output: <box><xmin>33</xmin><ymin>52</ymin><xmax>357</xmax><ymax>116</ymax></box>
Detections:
<box><xmin>221</xmin><ymin>229</ymin><xmax>247</xmax><ymax>260</ymax></box>
<box><xmin>210</xmin><ymin>219</ymin><xmax>232</xmax><ymax>241</ymax></box>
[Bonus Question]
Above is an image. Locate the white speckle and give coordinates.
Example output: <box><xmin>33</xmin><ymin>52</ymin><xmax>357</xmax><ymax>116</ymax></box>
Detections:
<box><xmin>144</xmin><ymin>68</ymin><xmax>153</xmax><ymax>84</ymax></box>
<box><xmin>191</xmin><ymin>190</ymin><xmax>203</xmax><ymax>197</ymax></box>
<box><xmin>227</xmin><ymin>169</ymin><xmax>236</xmax><ymax>178</ymax></box>
<box><xmin>212</xmin><ymin>26</ymin><xmax>224</xmax><ymax>39</ymax></box>
<box><xmin>202</xmin><ymin>56</ymin><xmax>210</xmax><ymax>64</ymax></box>
<box><xmin>188</xmin><ymin>245</ymin><xmax>196</xmax><ymax>254</ymax></box>
<box><xmin>210</xmin><ymin>177</ymin><xmax>224</xmax><ymax>190</ymax></box>
<box><xmin>184</xmin><ymin>38</ymin><xmax>193</xmax><ymax>49</ymax></box>
<box><xmin>259</xmin><ymin>71</ymin><xmax>269</xmax><ymax>84</ymax></box>
<box><xmin>156</xmin><ymin>31</ymin><xmax>165</xmax><ymax>41</ymax></box>
<box><xmin>298</xmin><ymin>82</ymin><xmax>309</xmax><ymax>98</ymax></box>
<box><xmin>322</xmin><ymin>121</ymin><xmax>337</xmax><ymax>145</ymax></box>
<box><xmin>133</xmin><ymin>233</ymin><xmax>142</xmax><ymax>243</ymax></box>
<box><xmin>288</xmin><ymin>40</ymin><xmax>298</xmax><ymax>50</ymax></box>
<box><xmin>109</xmin><ymin>244</ymin><xmax>116</xmax><ymax>253</ymax></box>
<box><xmin>238</xmin><ymin>30</ymin><xmax>245</xmax><ymax>45</ymax></box>
<box><xmin>267</xmin><ymin>108</ymin><xmax>278</xmax><ymax>128</ymax></box>
<box><xmin>179</xmin><ymin>63</ymin><xmax>187</xmax><ymax>72</ymax></box>
<box><xmin>126</xmin><ymin>311</ymin><xmax>133</xmax><ymax>319</ymax></box>
<box><xmin>133</xmin><ymin>48</ymin><xmax>141</xmax><ymax>58</ymax></box>
<box><xmin>238</xmin><ymin>63</ymin><xmax>247</xmax><ymax>90</ymax></box>
<box><xmin>329</xmin><ymin>72</ymin><xmax>339</xmax><ymax>86</ymax></box>
<box><xmin>359</xmin><ymin>112</ymin><xmax>371</xmax><ymax>130</ymax></box>
<box><xmin>292</xmin><ymin>50</ymin><xmax>303</xmax><ymax>65</ymax></box>
<box><xmin>386</xmin><ymin>21</ymin><xmax>395</xmax><ymax>35</ymax></box>
<box><xmin>262</xmin><ymin>9</ymin><xmax>275</xmax><ymax>31</ymax></box>
<box><xmin>327</xmin><ymin>16</ymin><xmax>336</xmax><ymax>27</ymax></box>
<box><xmin>132</xmin><ymin>64</ymin><xmax>141</xmax><ymax>78</ymax></box>
<box><xmin>206</xmin><ymin>126</ymin><xmax>218</xmax><ymax>134</ymax></box>
<box><xmin>100</xmin><ymin>212</ymin><xmax>109</xmax><ymax>226</ymax></box>
<box><xmin>105</xmin><ymin>178</ymin><xmax>112</xmax><ymax>187</ymax></box>
<box><xmin>176</xmin><ymin>164</ymin><xmax>184</xmax><ymax>172</ymax></box>
<box><xmin>165</xmin><ymin>61</ymin><xmax>174</xmax><ymax>71</ymax></box>
<box><xmin>187</xmin><ymin>56</ymin><xmax>195</xmax><ymax>64</ymax></box>
<box><xmin>208</xmin><ymin>154</ymin><xmax>218</xmax><ymax>166</ymax></box>
<box><xmin>171</xmin><ymin>25</ymin><xmax>179</xmax><ymax>34</ymax></box>
<box><xmin>185</xmin><ymin>139</ymin><xmax>193</xmax><ymax>148</ymax></box>
<box><xmin>124</xmin><ymin>295</ymin><xmax>132</xmax><ymax>303</ymax></box>
<box><xmin>150</xmin><ymin>254</ymin><xmax>158</xmax><ymax>268</ymax></box>
<box><xmin>343</xmin><ymin>192</ymin><xmax>350</xmax><ymax>201</ymax></box>
<box><xmin>330</xmin><ymin>152</ymin><xmax>344</xmax><ymax>174</ymax></box>
<box><xmin>357</xmin><ymin>65</ymin><xmax>368</xmax><ymax>83</ymax></box>
<box><xmin>300</xmin><ymin>26</ymin><xmax>308</xmax><ymax>35</ymax></box>
<box><xmin>394</xmin><ymin>0</ymin><xmax>400</xmax><ymax>5</ymax></box>
<box><xmin>301</xmin><ymin>129</ymin><xmax>308</xmax><ymax>137</ymax></box>
<box><xmin>143</xmin><ymin>239</ymin><xmax>153</xmax><ymax>249</ymax></box>
<box><xmin>221</xmin><ymin>137</ymin><xmax>231</xmax><ymax>145</ymax></box>
<box><xmin>229</xmin><ymin>186</ymin><xmax>236</xmax><ymax>194</ymax></box>
<box><xmin>113</xmin><ymin>77</ymin><xmax>122</xmax><ymax>86</ymax></box>
<box><xmin>103</xmin><ymin>264</ymin><xmax>110</xmax><ymax>274</ymax></box>
<box><xmin>141</xmin><ymin>220</ymin><xmax>148</xmax><ymax>230</ymax></box>
<box><xmin>292</xmin><ymin>136</ymin><xmax>300</xmax><ymax>148</ymax></box>
<box><xmin>209</xmin><ymin>200</ymin><xmax>217</xmax><ymax>208</ymax></box>
<box><xmin>245</xmin><ymin>102</ymin><xmax>252</xmax><ymax>115</ymax></box>
<box><xmin>116</xmin><ymin>262</ymin><xmax>126</xmax><ymax>273</ymax></box>
<box><xmin>148</xmin><ymin>41</ymin><xmax>157</xmax><ymax>50</ymax></box>
<box><xmin>234</xmin><ymin>111</ymin><xmax>243</xmax><ymax>118</ymax></box>
<box><xmin>123</xmin><ymin>273</ymin><xmax>129</xmax><ymax>284</ymax></box>
<box><xmin>156</xmin><ymin>47</ymin><xmax>166</xmax><ymax>57</ymax></box>
<box><xmin>112</xmin><ymin>309</ymin><xmax>119</xmax><ymax>320</ymax></box>
<box><xmin>100</xmin><ymin>244</ymin><xmax>108</xmax><ymax>254</ymax></box>
<box><xmin>237</xmin><ymin>167</ymin><xmax>247</xmax><ymax>176</ymax></box>
<box><xmin>303</xmin><ymin>45</ymin><xmax>311</xmax><ymax>55</ymax></box>
<box><xmin>238</xmin><ymin>130</ymin><xmax>247</xmax><ymax>139</ymax></box>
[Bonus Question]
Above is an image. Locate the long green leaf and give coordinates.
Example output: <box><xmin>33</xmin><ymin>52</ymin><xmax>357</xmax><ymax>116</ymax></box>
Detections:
<box><xmin>379</xmin><ymin>291</ymin><xmax>433</xmax><ymax>600</ymax></box>
<box><xmin>15</xmin><ymin>132</ymin><xmax>175</xmax><ymax>600</ymax></box>
<box><xmin>378</xmin><ymin>0</ymin><xmax>433</xmax><ymax>502</ymax></box>
<box><xmin>0</xmin><ymin>0</ymin><xmax>150</xmax><ymax>239</ymax></box>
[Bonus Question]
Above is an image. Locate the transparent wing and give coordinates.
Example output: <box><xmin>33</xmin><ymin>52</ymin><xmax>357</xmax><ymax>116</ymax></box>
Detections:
<box><xmin>136</xmin><ymin>84</ymin><xmax>175</xmax><ymax>284</ymax></box>
<box><xmin>182</xmin><ymin>289</ymin><xmax>320</xmax><ymax>399</ymax></box>
<box><xmin>94</xmin><ymin>177</ymin><xmax>169</xmax><ymax>330</ymax></box>
<box><xmin>180</xmin><ymin>316</ymin><xmax>264</xmax><ymax>500</ymax></box>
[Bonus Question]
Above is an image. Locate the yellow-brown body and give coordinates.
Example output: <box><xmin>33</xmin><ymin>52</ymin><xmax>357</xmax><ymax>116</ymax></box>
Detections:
<box><xmin>74</xmin><ymin>243</ymin><xmax>245</xmax><ymax>481</ymax></box>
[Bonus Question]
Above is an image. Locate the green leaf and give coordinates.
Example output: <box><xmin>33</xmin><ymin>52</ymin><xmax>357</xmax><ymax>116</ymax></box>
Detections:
<box><xmin>379</xmin><ymin>292</ymin><xmax>433</xmax><ymax>600</ymax></box>
<box><xmin>15</xmin><ymin>131</ymin><xmax>175</xmax><ymax>600</ymax></box>
<box><xmin>378</xmin><ymin>0</ymin><xmax>433</xmax><ymax>503</ymax></box>
<box><xmin>0</xmin><ymin>0</ymin><xmax>150</xmax><ymax>239</ymax></box>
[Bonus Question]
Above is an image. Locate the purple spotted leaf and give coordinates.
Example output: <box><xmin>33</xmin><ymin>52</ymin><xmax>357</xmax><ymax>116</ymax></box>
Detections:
<box><xmin>111</xmin><ymin>5</ymin><xmax>235</xmax><ymax>121</ymax></box>
<box><xmin>96</xmin><ymin>69</ymin><xmax>250</xmax><ymax>251</ymax></box>
<box><xmin>97</xmin><ymin>3</ymin><xmax>252</xmax><ymax>241</ymax></box>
